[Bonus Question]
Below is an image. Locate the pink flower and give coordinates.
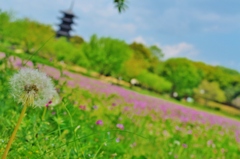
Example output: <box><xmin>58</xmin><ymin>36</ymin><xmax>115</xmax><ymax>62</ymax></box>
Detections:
<box><xmin>46</xmin><ymin>101</ymin><xmax>52</xmax><ymax>108</ymax></box>
<box><xmin>187</xmin><ymin>130</ymin><xmax>192</xmax><ymax>134</ymax></box>
<box><xmin>116</xmin><ymin>138</ymin><xmax>120</xmax><ymax>143</ymax></box>
<box><xmin>182</xmin><ymin>144</ymin><xmax>188</xmax><ymax>148</ymax></box>
<box><xmin>96</xmin><ymin>120</ymin><xmax>103</xmax><ymax>125</ymax></box>
<box><xmin>79</xmin><ymin>105</ymin><xmax>86</xmax><ymax>110</ymax></box>
<box><xmin>116</xmin><ymin>124</ymin><xmax>124</xmax><ymax>130</ymax></box>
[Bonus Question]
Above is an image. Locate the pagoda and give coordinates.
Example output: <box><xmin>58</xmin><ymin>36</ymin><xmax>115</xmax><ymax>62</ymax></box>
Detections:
<box><xmin>56</xmin><ymin>1</ymin><xmax>77</xmax><ymax>39</ymax></box>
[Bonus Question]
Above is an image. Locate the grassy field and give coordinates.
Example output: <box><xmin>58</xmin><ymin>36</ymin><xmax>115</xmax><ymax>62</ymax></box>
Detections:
<box><xmin>2</xmin><ymin>50</ymin><xmax>240</xmax><ymax>120</ymax></box>
<box><xmin>0</xmin><ymin>53</ymin><xmax>240</xmax><ymax>158</ymax></box>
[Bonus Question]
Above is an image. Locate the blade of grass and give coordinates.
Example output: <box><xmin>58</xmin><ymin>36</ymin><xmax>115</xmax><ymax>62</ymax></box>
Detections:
<box><xmin>37</xmin><ymin>129</ymin><xmax>149</xmax><ymax>158</ymax></box>
<box><xmin>22</xmin><ymin>35</ymin><xmax>53</xmax><ymax>67</ymax></box>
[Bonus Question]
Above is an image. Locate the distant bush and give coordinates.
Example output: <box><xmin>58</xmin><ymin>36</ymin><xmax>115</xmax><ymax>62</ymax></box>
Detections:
<box><xmin>137</xmin><ymin>71</ymin><xmax>172</xmax><ymax>93</ymax></box>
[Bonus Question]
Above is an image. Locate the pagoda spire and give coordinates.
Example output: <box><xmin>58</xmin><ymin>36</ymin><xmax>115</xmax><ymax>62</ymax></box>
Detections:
<box><xmin>69</xmin><ymin>0</ymin><xmax>75</xmax><ymax>12</ymax></box>
<box><xmin>56</xmin><ymin>1</ymin><xmax>77</xmax><ymax>39</ymax></box>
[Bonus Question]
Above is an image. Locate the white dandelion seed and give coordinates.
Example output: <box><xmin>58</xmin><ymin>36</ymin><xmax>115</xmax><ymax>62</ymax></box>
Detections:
<box><xmin>9</xmin><ymin>68</ymin><xmax>59</xmax><ymax>107</ymax></box>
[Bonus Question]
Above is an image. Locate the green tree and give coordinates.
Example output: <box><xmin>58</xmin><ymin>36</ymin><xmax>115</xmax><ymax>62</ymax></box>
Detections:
<box><xmin>162</xmin><ymin>58</ymin><xmax>202</xmax><ymax>98</ymax></box>
<box><xmin>224</xmin><ymin>84</ymin><xmax>240</xmax><ymax>104</ymax></box>
<box><xmin>193</xmin><ymin>62</ymin><xmax>240</xmax><ymax>90</ymax></box>
<box><xmin>232</xmin><ymin>96</ymin><xmax>240</xmax><ymax>108</ymax></box>
<box><xmin>130</xmin><ymin>42</ymin><xmax>152</xmax><ymax>60</ymax></box>
<box><xmin>81</xmin><ymin>35</ymin><xmax>131</xmax><ymax>76</ymax></box>
<box><xmin>194</xmin><ymin>80</ymin><xmax>226</xmax><ymax>104</ymax></box>
<box><xmin>122</xmin><ymin>54</ymin><xmax>146</xmax><ymax>79</ymax></box>
<box><xmin>149</xmin><ymin>45</ymin><xmax>164</xmax><ymax>60</ymax></box>
<box><xmin>70</xmin><ymin>35</ymin><xmax>85</xmax><ymax>46</ymax></box>
<box><xmin>129</xmin><ymin>42</ymin><xmax>162</xmax><ymax>73</ymax></box>
<box><xmin>45</xmin><ymin>37</ymin><xmax>89</xmax><ymax>66</ymax></box>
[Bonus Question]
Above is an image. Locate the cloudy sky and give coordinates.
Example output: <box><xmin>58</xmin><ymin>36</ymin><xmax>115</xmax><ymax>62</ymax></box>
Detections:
<box><xmin>1</xmin><ymin>0</ymin><xmax>240</xmax><ymax>71</ymax></box>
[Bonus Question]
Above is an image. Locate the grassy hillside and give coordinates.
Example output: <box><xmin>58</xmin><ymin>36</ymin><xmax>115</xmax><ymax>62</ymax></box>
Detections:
<box><xmin>1</xmin><ymin>52</ymin><xmax>240</xmax><ymax>158</ymax></box>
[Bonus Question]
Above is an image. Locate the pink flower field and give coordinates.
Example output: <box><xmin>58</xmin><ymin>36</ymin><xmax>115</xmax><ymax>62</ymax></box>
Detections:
<box><xmin>4</xmin><ymin>53</ymin><xmax>240</xmax><ymax>141</ymax></box>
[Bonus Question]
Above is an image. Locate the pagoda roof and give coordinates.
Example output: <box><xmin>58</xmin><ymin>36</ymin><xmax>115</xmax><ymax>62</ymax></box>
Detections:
<box><xmin>58</xmin><ymin>17</ymin><xmax>76</xmax><ymax>24</ymax></box>
<box><xmin>57</xmin><ymin>30</ymin><xmax>70</xmax><ymax>37</ymax></box>
<box><xmin>59</xmin><ymin>24</ymin><xmax>72</xmax><ymax>30</ymax></box>
<box><xmin>60</xmin><ymin>10</ymin><xmax>78</xmax><ymax>18</ymax></box>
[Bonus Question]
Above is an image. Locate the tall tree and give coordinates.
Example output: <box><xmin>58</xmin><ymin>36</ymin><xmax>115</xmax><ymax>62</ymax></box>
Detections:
<box><xmin>129</xmin><ymin>42</ymin><xmax>162</xmax><ymax>73</ymax></box>
<box><xmin>162</xmin><ymin>58</ymin><xmax>202</xmax><ymax>98</ymax></box>
<box><xmin>149</xmin><ymin>45</ymin><xmax>164</xmax><ymax>60</ymax></box>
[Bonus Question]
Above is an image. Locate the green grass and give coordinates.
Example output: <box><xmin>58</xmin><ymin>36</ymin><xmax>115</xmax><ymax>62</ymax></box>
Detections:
<box><xmin>0</xmin><ymin>56</ymin><xmax>240</xmax><ymax>158</ymax></box>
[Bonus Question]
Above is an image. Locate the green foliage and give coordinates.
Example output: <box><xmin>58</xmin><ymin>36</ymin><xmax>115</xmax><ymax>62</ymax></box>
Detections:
<box><xmin>149</xmin><ymin>45</ymin><xmax>164</xmax><ymax>60</ymax></box>
<box><xmin>130</xmin><ymin>42</ymin><xmax>152</xmax><ymax>61</ymax></box>
<box><xmin>224</xmin><ymin>84</ymin><xmax>240</xmax><ymax>104</ymax></box>
<box><xmin>70</xmin><ymin>35</ymin><xmax>85</xmax><ymax>46</ymax></box>
<box><xmin>47</xmin><ymin>37</ymin><xmax>89</xmax><ymax>66</ymax></box>
<box><xmin>208</xmin><ymin>67</ymin><xmax>234</xmax><ymax>89</ymax></box>
<box><xmin>4</xmin><ymin>18</ymin><xmax>55</xmax><ymax>53</ymax></box>
<box><xmin>81</xmin><ymin>35</ymin><xmax>131</xmax><ymax>76</ymax></box>
<box><xmin>129</xmin><ymin>42</ymin><xmax>151</xmax><ymax>70</ymax></box>
<box><xmin>137</xmin><ymin>71</ymin><xmax>172</xmax><ymax>93</ymax></box>
<box><xmin>122</xmin><ymin>55</ymin><xmax>146</xmax><ymax>79</ymax></box>
<box><xmin>194</xmin><ymin>80</ymin><xmax>226</xmax><ymax>103</ymax></box>
<box><xmin>162</xmin><ymin>58</ymin><xmax>202</xmax><ymax>97</ymax></box>
<box><xmin>216</xmin><ymin>66</ymin><xmax>240</xmax><ymax>75</ymax></box>
<box><xmin>232</xmin><ymin>96</ymin><xmax>240</xmax><ymax>108</ymax></box>
<box><xmin>129</xmin><ymin>42</ymin><xmax>161</xmax><ymax>73</ymax></box>
<box><xmin>114</xmin><ymin>0</ymin><xmax>128</xmax><ymax>12</ymax></box>
<box><xmin>0</xmin><ymin>10</ymin><xmax>12</xmax><ymax>42</ymax></box>
<box><xmin>193</xmin><ymin>62</ymin><xmax>240</xmax><ymax>89</ymax></box>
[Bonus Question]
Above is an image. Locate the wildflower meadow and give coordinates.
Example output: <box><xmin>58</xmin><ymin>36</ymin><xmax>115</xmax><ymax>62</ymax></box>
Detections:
<box><xmin>0</xmin><ymin>53</ymin><xmax>240</xmax><ymax>159</ymax></box>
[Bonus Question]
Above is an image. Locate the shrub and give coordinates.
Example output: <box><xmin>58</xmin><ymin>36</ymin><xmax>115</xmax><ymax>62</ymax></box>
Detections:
<box><xmin>137</xmin><ymin>71</ymin><xmax>172</xmax><ymax>93</ymax></box>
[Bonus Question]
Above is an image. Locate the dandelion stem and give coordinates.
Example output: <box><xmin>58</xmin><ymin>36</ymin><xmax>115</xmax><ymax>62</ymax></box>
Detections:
<box><xmin>2</xmin><ymin>104</ymin><xmax>28</xmax><ymax>159</ymax></box>
<box><xmin>41</xmin><ymin>107</ymin><xmax>47</xmax><ymax>121</ymax></box>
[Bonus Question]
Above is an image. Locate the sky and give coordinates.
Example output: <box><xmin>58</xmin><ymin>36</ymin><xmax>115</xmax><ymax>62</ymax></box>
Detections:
<box><xmin>1</xmin><ymin>0</ymin><xmax>240</xmax><ymax>71</ymax></box>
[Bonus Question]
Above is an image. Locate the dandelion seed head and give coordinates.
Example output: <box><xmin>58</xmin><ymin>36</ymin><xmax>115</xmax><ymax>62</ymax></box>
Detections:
<box><xmin>9</xmin><ymin>68</ymin><xmax>59</xmax><ymax>107</ymax></box>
